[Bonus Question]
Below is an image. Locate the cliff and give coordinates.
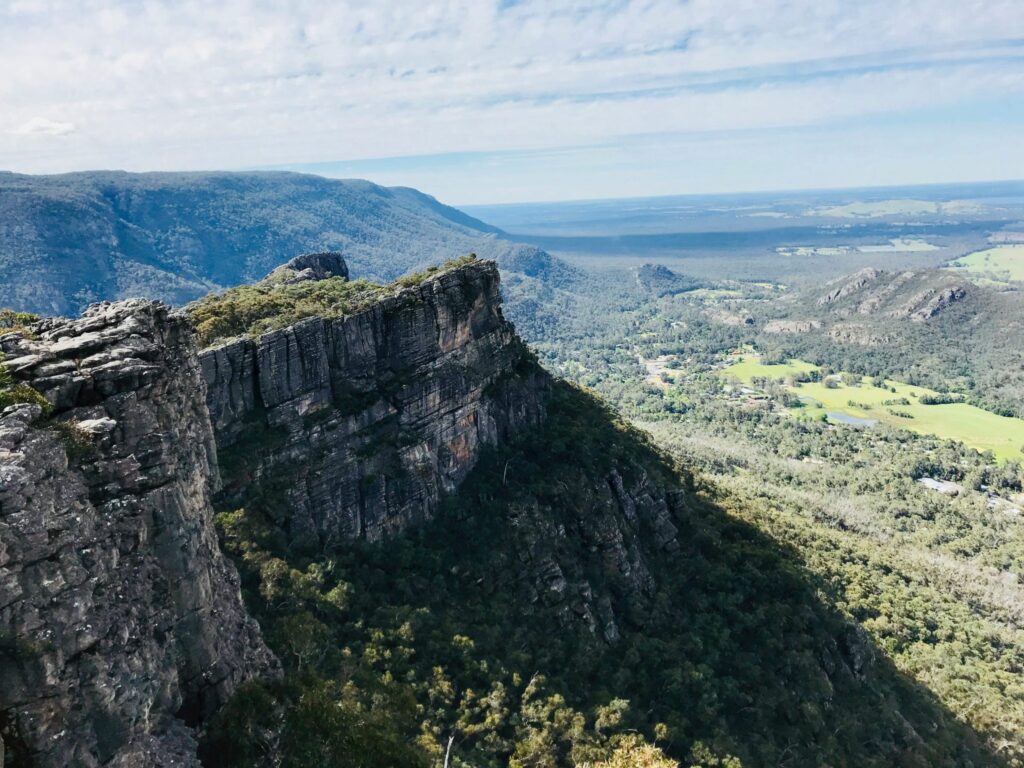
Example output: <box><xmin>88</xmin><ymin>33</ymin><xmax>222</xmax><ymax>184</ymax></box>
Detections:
<box><xmin>199</xmin><ymin>259</ymin><xmax>547</xmax><ymax>548</ymax></box>
<box><xmin>0</xmin><ymin>258</ymin><xmax>550</xmax><ymax>766</ymax></box>
<box><xmin>0</xmin><ymin>302</ymin><xmax>277</xmax><ymax>768</ymax></box>
<box><xmin>191</xmin><ymin>257</ymin><xmax>685</xmax><ymax>643</ymax></box>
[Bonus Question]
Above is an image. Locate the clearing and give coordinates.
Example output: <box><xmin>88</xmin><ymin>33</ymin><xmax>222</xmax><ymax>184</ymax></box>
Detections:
<box><xmin>810</xmin><ymin>199</ymin><xmax>981</xmax><ymax>218</ymax></box>
<box><xmin>947</xmin><ymin>245</ymin><xmax>1024</xmax><ymax>283</ymax></box>
<box><xmin>722</xmin><ymin>354</ymin><xmax>1024</xmax><ymax>462</ymax></box>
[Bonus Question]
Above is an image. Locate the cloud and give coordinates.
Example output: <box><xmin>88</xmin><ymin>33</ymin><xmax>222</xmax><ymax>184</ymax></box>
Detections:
<box><xmin>0</xmin><ymin>0</ymin><xmax>1022</xmax><ymax>198</ymax></box>
<box><xmin>10</xmin><ymin>116</ymin><xmax>76</xmax><ymax>136</ymax></box>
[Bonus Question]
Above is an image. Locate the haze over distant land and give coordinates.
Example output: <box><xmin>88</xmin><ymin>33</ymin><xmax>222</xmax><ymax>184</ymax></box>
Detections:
<box><xmin>3</xmin><ymin>0</ymin><xmax>1024</xmax><ymax>203</ymax></box>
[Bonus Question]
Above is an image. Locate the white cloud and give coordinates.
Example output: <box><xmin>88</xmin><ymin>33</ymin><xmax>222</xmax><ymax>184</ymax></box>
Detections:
<box><xmin>0</xmin><ymin>0</ymin><xmax>1022</xmax><ymax>197</ymax></box>
<box><xmin>10</xmin><ymin>116</ymin><xmax>76</xmax><ymax>136</ymax></box>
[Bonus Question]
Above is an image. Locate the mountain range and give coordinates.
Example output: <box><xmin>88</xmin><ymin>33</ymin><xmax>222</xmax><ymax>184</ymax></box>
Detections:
<box><xmin>0</xmin><ymin>170</ymin><xmax>563</xmax><ymax>317</ymax></box>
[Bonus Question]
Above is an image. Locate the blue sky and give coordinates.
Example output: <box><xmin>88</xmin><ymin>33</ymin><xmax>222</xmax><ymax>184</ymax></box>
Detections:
<box><xmin>2</xmin><ymin>0</ymin><xmax>1024</xmax><ymax>204</ymax></box>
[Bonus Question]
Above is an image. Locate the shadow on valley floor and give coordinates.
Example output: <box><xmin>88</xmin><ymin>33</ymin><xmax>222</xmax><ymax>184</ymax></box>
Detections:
<box><xmin>207</xmin><ymin>381</ymin><xmax>1009</xmax><ymax>768</ymax></box>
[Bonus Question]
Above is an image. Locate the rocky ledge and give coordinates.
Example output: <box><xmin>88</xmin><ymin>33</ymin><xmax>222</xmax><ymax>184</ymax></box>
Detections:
<box><xmin>0</xmin><ymin>301</ymin><xmax>277</xmax><ymax>768</ymax></box>
<box><xmin>200</xmin><ymin>259</ymin><xmax>548</xmax><ymax>549</ymax></box>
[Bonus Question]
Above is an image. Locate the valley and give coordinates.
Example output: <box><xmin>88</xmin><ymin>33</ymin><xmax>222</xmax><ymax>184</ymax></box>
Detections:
<box><xmin>496</xmin><ymin>181</ymin><xmax>1024</xmax><ymax>764</ymax></box>
<box><xmin>3</xmin><ymin>174</ymin><xmax>1024</xmax><ymax>767</ymax></box>
<box><xmin>4</xmin><ymin>4</ymin><xmax>1023</xmax><ymax>767</ymax></box>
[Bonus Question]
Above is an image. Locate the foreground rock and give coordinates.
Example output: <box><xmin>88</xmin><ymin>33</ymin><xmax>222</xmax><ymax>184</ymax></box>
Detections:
<box><xmin>0</xmin><ymin>302</ymin><xmax>277</xmax><ymax>768</ymax></box>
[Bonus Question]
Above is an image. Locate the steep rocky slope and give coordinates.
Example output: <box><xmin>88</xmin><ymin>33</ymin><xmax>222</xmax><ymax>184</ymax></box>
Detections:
<box><xmin>199</xmin><ymin>259</ymin><xmax>548</xmax><ymax>549</ymax></box>
<box><xmin>810</xmin><ymin>267</ymin><xmax>971</xmax><ymax>322</ymax></box>
<box><xmin>0</xmin><ymin>257</ymin><xmax>1005</xmax><ymax>767</ymax></box>
<box><xmin>0</xmin><ymin>302</ymin><xmax>277</xmax><ymax>768</ymax></box>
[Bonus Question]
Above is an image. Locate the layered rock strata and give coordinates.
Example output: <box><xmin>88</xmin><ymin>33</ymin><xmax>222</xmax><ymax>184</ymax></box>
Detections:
<box><xmin>200</xmin><ymin>260</ymin><xmax>548</xmax><ymax>549</ymax></box>
<box><xmin>0</xmin><ymin>302</ymin><xmax>277</xmax><ymax>768</ymax></box>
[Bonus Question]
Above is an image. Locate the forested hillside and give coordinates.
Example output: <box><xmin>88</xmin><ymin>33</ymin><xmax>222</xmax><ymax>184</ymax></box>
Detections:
<box><xmin>522</xmin><ymin>258</ymin><xmax>1024</xmax><ymax>764</ymax></box>
<box><xmin>205</xmin><ymin>380</ymin><xmax>1002</xmax><ymax>768</ymax></box>
<box><xmin>0</xmin><ymin>171</ymin><xmax>557</xmax><ymax>316</ymax></box>
<box><xmin>752</xmin><ymin>268</ymin><xmax>1024</xmax><ymax>418</ymax></box>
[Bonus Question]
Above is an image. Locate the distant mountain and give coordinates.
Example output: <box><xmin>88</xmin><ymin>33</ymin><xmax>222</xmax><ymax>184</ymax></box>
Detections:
<box><xmin>755</xmin><ymin>267</ymin><xmax>1024</xmax><ymax>417</ymax></box>
<box><xmin>0</xmin><ymin>170</ymin><xmax>560</xmax><ymax>316</ymax></box>
<box><xmin>633</xmin><ymin>263</ymin><xmax>706</xmax><ymax>296</ymax></box>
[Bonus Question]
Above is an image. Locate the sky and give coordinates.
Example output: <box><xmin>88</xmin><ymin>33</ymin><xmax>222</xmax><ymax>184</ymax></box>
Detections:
<box><xmin>2</xmin><ymin>0</ymin><xmax>1024</xmax><ymax>204</ymax></box>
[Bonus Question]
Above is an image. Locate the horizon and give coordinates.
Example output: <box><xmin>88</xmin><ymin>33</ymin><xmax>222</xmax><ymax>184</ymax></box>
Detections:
<box><xmin>3</xmin><ymin>1</ymin><xmax>1024</xmax><ymax>204</ymax></box>
<box><xmin>3</xmin><ymin>166</ymin><xmax>1023</xmax><ymax>210</ymax></box>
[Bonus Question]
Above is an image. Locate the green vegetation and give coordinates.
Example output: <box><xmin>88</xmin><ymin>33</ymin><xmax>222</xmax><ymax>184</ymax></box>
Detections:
<box><xmin>0</xmin><ymin>353</ymin><xmax>50</xmax><ymax>413</ymax></box>
<box><xmin>514</xmin><ymin>267</ymin><xmax>1024</xmax><ymax>762</ymax></box>
<box><xmin>948</xmin><ymin>245</ymin><xmax>1024</xmax><ymax>283</ymax></box>
<box><xmin>393</xmin><ymin>253</ymin><xmax>477</xmax><ymax>288</ymax></box>
<box><xmin>188</xmin><ymin>277</ymin><xmax>386</xmax><ymax>345</ymax></box>
<box><xmin>0</xmin><ymin>308</ymin><xmax>40</xmax><ymax>334</ymax></box>
<box><xmin>644</xmin><ymin>407</ymin><xmax>1024</xmax><ymax>760</ymax></box>
<box><xmin>208</xmin><ymin>381</ymin><xmax>1002</xmax><ymax>767</ymax></box>
<box><xmin>720</xmin><ymin>355</ymin><xmax>816</xmax><ymax>384</ymax></box>
<box><xmin>188</xmin><ymin>254</ymin><xmax>478</xmax><ymax>346</ymax></box>
<box><xmin>722</xmin><ymin>354</ymin><xmax>1024</xmax><ymax>461</ymax></box>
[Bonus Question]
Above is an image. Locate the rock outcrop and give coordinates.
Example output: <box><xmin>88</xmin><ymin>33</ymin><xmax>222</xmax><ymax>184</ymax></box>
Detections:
<box><xmin>827</xmin><ymin>322</ymin><xmax>892</xmax><ymax>345</ymax></box>
<box><xmin>898</xmin><ymin>284</ymin><xmax>969</xmax><ymax>321</ymax></box>
<box><xmin>275</xmin><ymin>251</ymin><xmax>349</xmax><ymax>284</ymax></box>
<box><xmin>762</xmin><ymin>319</ymin><xmax>822</xmax><ymax>334</ymax></box>
<box><xmin>0</xmin><ymin>302</ymin><xmax>277</xmax><ymax>768</ymax></box>
<box><xmin>816</xmin><ymin>268</ymin><xmax>882</xmax><ymax>307</ymax></box>
<box><xmin>200</xmin><ymin>259</ymin><xmax>547</xmax><ymax>549</ymax></box>
<box><xmin>511</xmin><ymin>467</ymin><xmax>681</xmax><ymax>643</ymax></box>
<box><xmin>810</xmin><ymin>269</ymin><xmax>969</xmax><ymax>323</ymax></box>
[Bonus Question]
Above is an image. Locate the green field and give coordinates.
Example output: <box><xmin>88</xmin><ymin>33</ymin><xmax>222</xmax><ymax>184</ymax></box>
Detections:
<box><xmin>723</xmin><ymin>355</ymin><xmax>1024</xmax><ymax>461</ymax></box>
<box><xmin>723</xmin><ymin>356</ymin><xmax>817</xmax><ymax>382</ymax></box>
<box><xmin>948</xmin><ymin>245</ymin><xmax>1024</xmax><ymax>282</ymax></box>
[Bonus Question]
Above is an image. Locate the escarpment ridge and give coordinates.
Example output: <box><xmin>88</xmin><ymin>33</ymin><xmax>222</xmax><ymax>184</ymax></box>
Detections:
<box><xmin>0</xmin><ymin>257</ymin><xmax>548</xmax><ymax>766</ymax></box>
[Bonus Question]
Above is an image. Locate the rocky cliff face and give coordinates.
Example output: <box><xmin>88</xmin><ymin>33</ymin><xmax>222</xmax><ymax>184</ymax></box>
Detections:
<box><xmin>200</xmin><ymin>260</ymin><xmax>548</xmax><ymax>549</ymax></box>
<box><xmin>0</xmin><ymin>258</ymin><xmax>657</xmax><ymax>767</ymax></box>
<box><xmin>0</xmin><ymin>302</ymin><xmax>277</xmax><ymax>768</ymax></box>
<box><xmin>508</xmin><ymin>466</ymin><xmax>683</xmax><ymax>644</ymax></box>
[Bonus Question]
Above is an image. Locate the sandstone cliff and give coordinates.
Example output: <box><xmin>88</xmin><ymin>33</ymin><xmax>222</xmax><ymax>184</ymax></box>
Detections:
<box><xmin>0</xmin><ymin>302</ymin><xmax>277</xmax><ymax>768</ymax></box>
<box><xmin>0</xmin><ymin>259</ymin><xmax>550</xmax><ymax>766</ymax></box>
<box><xmin>200</xmin><ymin>259</ymin><xmax>548</xmax><ymax>549</ymax></box>
<box><xmin>0</xmin><ymin>258</ymin><xmax>681</xmax><ymax>767</ymax></box>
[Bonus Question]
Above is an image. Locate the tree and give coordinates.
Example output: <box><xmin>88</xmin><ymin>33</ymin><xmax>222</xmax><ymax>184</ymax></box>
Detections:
<box><xmin>592</xmin><ymin>735</ymin><xmax>678</xmax><ymax>768</ymax></box>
